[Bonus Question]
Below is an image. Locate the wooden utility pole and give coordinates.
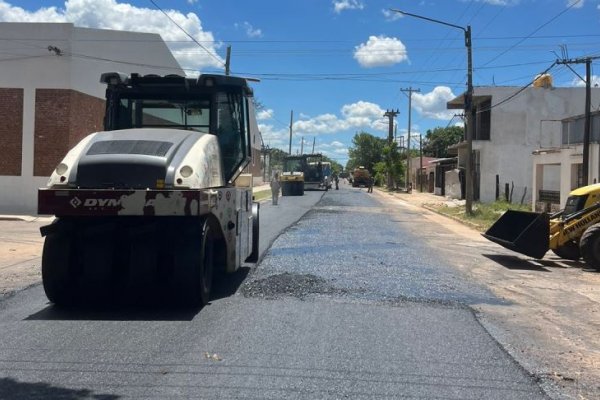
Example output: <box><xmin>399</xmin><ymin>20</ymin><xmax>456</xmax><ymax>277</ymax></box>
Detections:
<box><xmin>288</xmin><ymin>110</ymin><xmax>294</xmax><ymax>155</ymax></box>
<box><xmin>401</xmin><ymin>87</ymin><xmax>420</xmax><ymax>191</ymax></box>
<box><xmin>419</xmin><ymin>135</ymin><xmax>423</xmax><ymax>192</ymax></box>
<box><xmin>383</xmin><ymin>109</ymin><xmax>400</xmax><ymax>189</ymax></box>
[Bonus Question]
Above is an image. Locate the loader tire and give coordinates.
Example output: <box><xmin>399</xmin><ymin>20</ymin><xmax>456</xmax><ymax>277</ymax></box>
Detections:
<box><xmin>551</xmin><ymin>241</ymin><xmax>580</xmax><ymax>260</ymax></box>
<box><xmin>42</xmin><ymin>232</ymin><xmax>75</xmax><ymax>307</ymax></box>
<box><xmin>579</xmin><ymin>224</ymin><xmax>600</xmax><ymax>271</ymax></box>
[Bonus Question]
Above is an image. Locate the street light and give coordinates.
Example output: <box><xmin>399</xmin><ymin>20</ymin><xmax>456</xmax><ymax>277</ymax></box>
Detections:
<box><xmin>390</xmin><ymin>9</ymin><xmax>474</xmax><ymax>214</ymax></box>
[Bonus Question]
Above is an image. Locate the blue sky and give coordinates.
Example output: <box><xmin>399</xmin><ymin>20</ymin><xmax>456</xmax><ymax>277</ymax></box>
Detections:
<box><xmin>3</xmin><ymin>0</ymin><xmax>599</xmax><ymax>165</ymax></box>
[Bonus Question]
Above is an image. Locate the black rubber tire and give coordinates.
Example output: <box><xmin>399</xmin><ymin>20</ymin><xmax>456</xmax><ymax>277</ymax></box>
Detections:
<box><xmin>579</xmin><ymin>223</ymin><xmax>600</xmax><ymax>271</ymax></box>
<box><xmin>42</xmin><ymin>231</ymin><xmax>75</xmax><ymax>306</ymax></box>
<box><xmin>290</xmin><ymin>181</ymin><xmax>303</xmax><ymax>196</ymax></box>
<box><xmin>246</xmin><ymin>202</ymin><xmax>260</xmax><ymax>263</ymax></box>
<box><xmin>173</xmin><ymin>219</ymin><xmax>214</xmax><ymax>306</ymax></box>
<box><xmin>281</xmin><ymin>182</ymin><xmax>291</xmax><ymax>196</ymax></box>
<box><xmin>551</xmin><ymin>241</ymin><xmax>580</xmax><ymax>260</ymax></box>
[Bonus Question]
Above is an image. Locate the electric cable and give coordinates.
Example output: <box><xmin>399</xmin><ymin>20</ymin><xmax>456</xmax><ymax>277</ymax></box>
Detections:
<box><xmin>148</xmin><ymin>0</ymin><xmax>225</xmax><ymax>70</ymax></box>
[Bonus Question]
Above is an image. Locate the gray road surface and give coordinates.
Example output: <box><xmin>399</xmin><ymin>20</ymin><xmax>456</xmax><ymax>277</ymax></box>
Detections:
<box><xmin>0</xmin><ymin>185</ymin><xmax>549</xmax><ymax>399</ymax></box>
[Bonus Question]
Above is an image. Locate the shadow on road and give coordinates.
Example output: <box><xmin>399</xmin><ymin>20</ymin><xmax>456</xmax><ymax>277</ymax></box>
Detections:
<box><xmin>482</xmin><ymin>254</ymin><xmax>551</xmax><ymax>272</ymax></box>
<box><xmin>24</xmin><ymin>266</ymin><xmax>251</xmax><ymax>322</ymax></box>
<box><xmin>210</xmin><ymin>266</ymin><xmax>251</xmax><ymax>301</ymax></box>
<box><xmin>0</xmin><ymin>377</ymin><xmax>119</xmax><ymax>400</ymax></box>
<box><xmin>25</xmin><ymin>303</ymin><xmax>202</xmax><ymax>322</ymax></box>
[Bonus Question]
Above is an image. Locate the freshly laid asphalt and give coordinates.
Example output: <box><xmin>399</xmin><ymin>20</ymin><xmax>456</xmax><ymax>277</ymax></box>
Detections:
<box><xmin>0</xmin><ymin>184</ymin><xmax>549</xmax><ymax>399</ymax></box>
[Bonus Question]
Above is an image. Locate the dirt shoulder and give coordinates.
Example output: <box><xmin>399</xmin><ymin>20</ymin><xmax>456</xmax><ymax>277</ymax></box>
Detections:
<box><xmin>0</xmin><ymin>218</ymin><xmax>49</xmax><ymax>297</ymax></box>
<box><xmin>380</xmin><ymin>190</ymin><xmax>600</xmax><ymax>400</ymax></box>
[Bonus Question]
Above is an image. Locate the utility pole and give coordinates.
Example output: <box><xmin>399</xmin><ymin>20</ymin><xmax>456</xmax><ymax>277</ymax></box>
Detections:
<box><xmin>300</xmin><ymin>136</ymin><xmax>304</xmax><ymax>155</ymax></box>
<box><xmin>401</xmin><ymin>87</ymin><xmax>420</xmax><ymax>191</ymax></box>
<box><xmin>288</xmin><ymin>110</ymin><xmax>294</xmax><ymax>155</ymax></box>
<box><xmin>312</xmin><ymin>137</ymin><xmax>315</xmax><ymax>153</ymax></box>
<box><xmin>225</xmin><ymin>46</ymin><xmax>232</xmax><ymax>75</ymax></box>
<box><xmin>557</xmin><ymin>56</ymin><xmax>598</xmax><ymax>184</ymax></box>
<box><xmin>383</xmin><ymin>109</ymin><xmax>400</xmax><ymax>190</ymax></box>
<box><xmin>389</xmin><ymin>9</ymin><xmax>473</xmax><ymax>214</ymax></box>
<box><xmin>419</xmin><ymin>135</ymin><xmax>423</xmax><ymax>192</ymax></box>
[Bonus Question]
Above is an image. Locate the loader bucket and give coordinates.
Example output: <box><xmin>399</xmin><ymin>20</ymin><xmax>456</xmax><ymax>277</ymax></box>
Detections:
<box><xmin>482</xmin><ymin>210</ymin><xmax>550</xmax><ymax>259</ymax></box>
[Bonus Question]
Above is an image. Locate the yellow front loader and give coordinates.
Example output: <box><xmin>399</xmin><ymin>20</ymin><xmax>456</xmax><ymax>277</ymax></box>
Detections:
<box><xmin>483</xmin><ymin>183</ymin><xmax>600</xmax><ymax>270</ymax></box>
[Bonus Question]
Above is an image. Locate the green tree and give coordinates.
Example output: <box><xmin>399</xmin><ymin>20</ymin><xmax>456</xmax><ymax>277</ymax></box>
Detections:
<box><xmin>374</xmin><ymin>142</ymin><xmax>404</xmax><ymax>188</ymax></box>
<box><xmin>422</xmin><ymin>126</ymin><xmax>464</xmax><ymax>158</ymax></box>
<box><xmin>269</xmin><ymin>148</ymin><xmax>289</xmax><ymax>170</ymax></box>
<box><xmin>346</xmin><ymin>131</ymin><xmax>386</xmax><ymax>172</ymax></box>
<box><xmin>321</xmin><ymin>155</ymin><xmax>343</xmax><ymax>174</ymax></box>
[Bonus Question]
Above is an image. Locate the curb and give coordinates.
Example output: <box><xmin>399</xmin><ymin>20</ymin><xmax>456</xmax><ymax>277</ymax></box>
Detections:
<box><xmin>375</xmin><ymin>188</ymin><xmax>485</xmax><ymax>232</ymax></box>
<box><xmin>421</xmin><ymin>204</ymin><xmax>484</xmax><ymax>232</ymax></box>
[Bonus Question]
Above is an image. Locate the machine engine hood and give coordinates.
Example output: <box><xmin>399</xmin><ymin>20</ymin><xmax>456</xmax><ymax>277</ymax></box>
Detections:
<box><xmin>63</xmin><ymin>128</ymin><xmax>224</xmax><ymax>190</ymax></box>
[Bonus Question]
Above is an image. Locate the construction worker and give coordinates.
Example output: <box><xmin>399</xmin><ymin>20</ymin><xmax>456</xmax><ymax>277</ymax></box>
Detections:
<box><xmin>367</xmin><ymin>176</ymin><xmax>373</xmax><ymax>193</ymax></box>
<box><xmin>270</xmin><ymin>172</ymin><xmax>281</xmax><ymax>205</ymax></box>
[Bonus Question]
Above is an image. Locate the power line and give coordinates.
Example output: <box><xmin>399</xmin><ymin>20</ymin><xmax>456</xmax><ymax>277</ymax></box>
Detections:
<box><xmin>148</xmin><ymin>0</ymin><xmax>225</xmax><ymax>70</ymax></box>
<box><xmin>3</xmin><ymin>33</ymin><xmax>600</xmax><ymax>43</ymax></box>
<box><xmin>476</xmin><ymin>61</ymin><xmax>558</xmax><ymax>114</ymax></box>
<box><xmin>481</xmin><ymin>0</ymin><xmax>582</xmax><ymax>67</ymax></box>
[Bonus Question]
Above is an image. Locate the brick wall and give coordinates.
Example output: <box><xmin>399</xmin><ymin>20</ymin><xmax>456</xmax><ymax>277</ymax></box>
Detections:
<box><xmin>34</xmin><ymin>89</ymin><xmax>104</xmax><ymax>177</ymax></box>
<box><xmin>69</xmin><ymin>90</ymin><xmax>105</xmax><ymax>145</ymax></box>
<box><xmin>0</xmin><ymin>89</ymin><xmax>24</xmax><ymax>176</ymax></box>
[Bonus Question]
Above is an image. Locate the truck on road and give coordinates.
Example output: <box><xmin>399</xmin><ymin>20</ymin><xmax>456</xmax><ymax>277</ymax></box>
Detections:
<box><xmin>352</xmin><ymin>166</ymin><xmax>371</xmax><ymax>187</ymax></box>
<box><xmin>38</xmin><ymin>72</ymin><xmax>260</xmax><ymax>307</ymax></box>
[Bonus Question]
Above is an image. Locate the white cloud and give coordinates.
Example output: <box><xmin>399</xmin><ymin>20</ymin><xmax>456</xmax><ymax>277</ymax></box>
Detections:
<box><xmin>235</xmin><ymin>21</ymin><xmax>263</xmax><ymax>38</ymax></box>
<box><xmin>293</xmin><ymin>100</ymin><xmax>387</xmax><ymax>134</ymax></box>
<box><xmin>259</xmin><ymin>100</ymin><xmax>387</xmax><ymax>152</ymax></box>
<box><xmin>294</xmin><ymin>113</ymin><xmax>343</xmax><ymax>134</ymax></box>
<box><xmin>412</xmin><ymin>86</ymin><xmax>457</xmax><ymax>120</ymax></box>
<box><xmin>0</xmin><ymin>1</ymin><xmax>65</xmax><ymax>21</ymax></box>
<box><xmin>571</xmin><ymin>75</ymin><xmax>600</xmax><ymax>87</ymax></box>
<box><xmin>258</xmin><ymin>123</ymin><xmax>288</xmax><ymax>148</ymax></box>
<box><xmin>567</xmin><ymin>0</ymin><xmax>583</xmax><ymax>8</ymax></box>
<box><xmin>0</xmin><ymin>0</ymin><xmax>224</xmax><ymax>72</ymax></box>
<box><xmin>187</xmin><ymin>0</ymin><xmax>198</xmax><ymax>4</ymax></box>
<box><xmin>353</xmin><ymin>36</ymin><xmax>408</xmax><ymax>68</ymax></box>
<box><xmin>333</xmin><ymin>0</ymin><xmax>364</xmax><ymax>13</ymax></box>
<box><xmin>317</xmin><ymin>141</ymin><xmax>349</xmax><ymax>160</ymax></box>
<box><xmin>382</xmin><ymin>9</ymin><xmax>402</xmax><ymax>21</ymax></box>
<box><xmin>257</xmin><ymin>109</ymin><xmax>274</xmax><ymax>121</ymax></box>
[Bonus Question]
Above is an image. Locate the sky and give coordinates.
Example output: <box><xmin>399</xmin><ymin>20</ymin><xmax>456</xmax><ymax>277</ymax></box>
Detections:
<box><xmin>3</xmin><ymin>0</ymin><xmax>600</xmax><ymax>166</ymax></box>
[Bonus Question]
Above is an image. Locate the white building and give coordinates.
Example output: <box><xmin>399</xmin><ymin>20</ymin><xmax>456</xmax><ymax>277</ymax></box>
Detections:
<box><xmin>532</xmin><ymin>111</ymin><xmax>600</xmax><ymax>210</ymax></box>
<box><xmin>447</xmin><ymin>83</ymin><xmax>600</xmax><ymax>206</ymax></box>
<box><xmin>0</xmin><ymin>23</ymin><xmax>184</xmax><ymax>215</ymax></box>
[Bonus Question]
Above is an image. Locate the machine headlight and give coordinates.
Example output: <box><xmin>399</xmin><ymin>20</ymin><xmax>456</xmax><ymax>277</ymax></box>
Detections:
<box><xmin>179</xmin><ymin>165</ymin><xmax>194</xmax><ymax>178</ymax></box>
<box><xmin>55</xmin><ymin>163</ymin><xmax>69</xmax><ymax>176</ymax></box>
